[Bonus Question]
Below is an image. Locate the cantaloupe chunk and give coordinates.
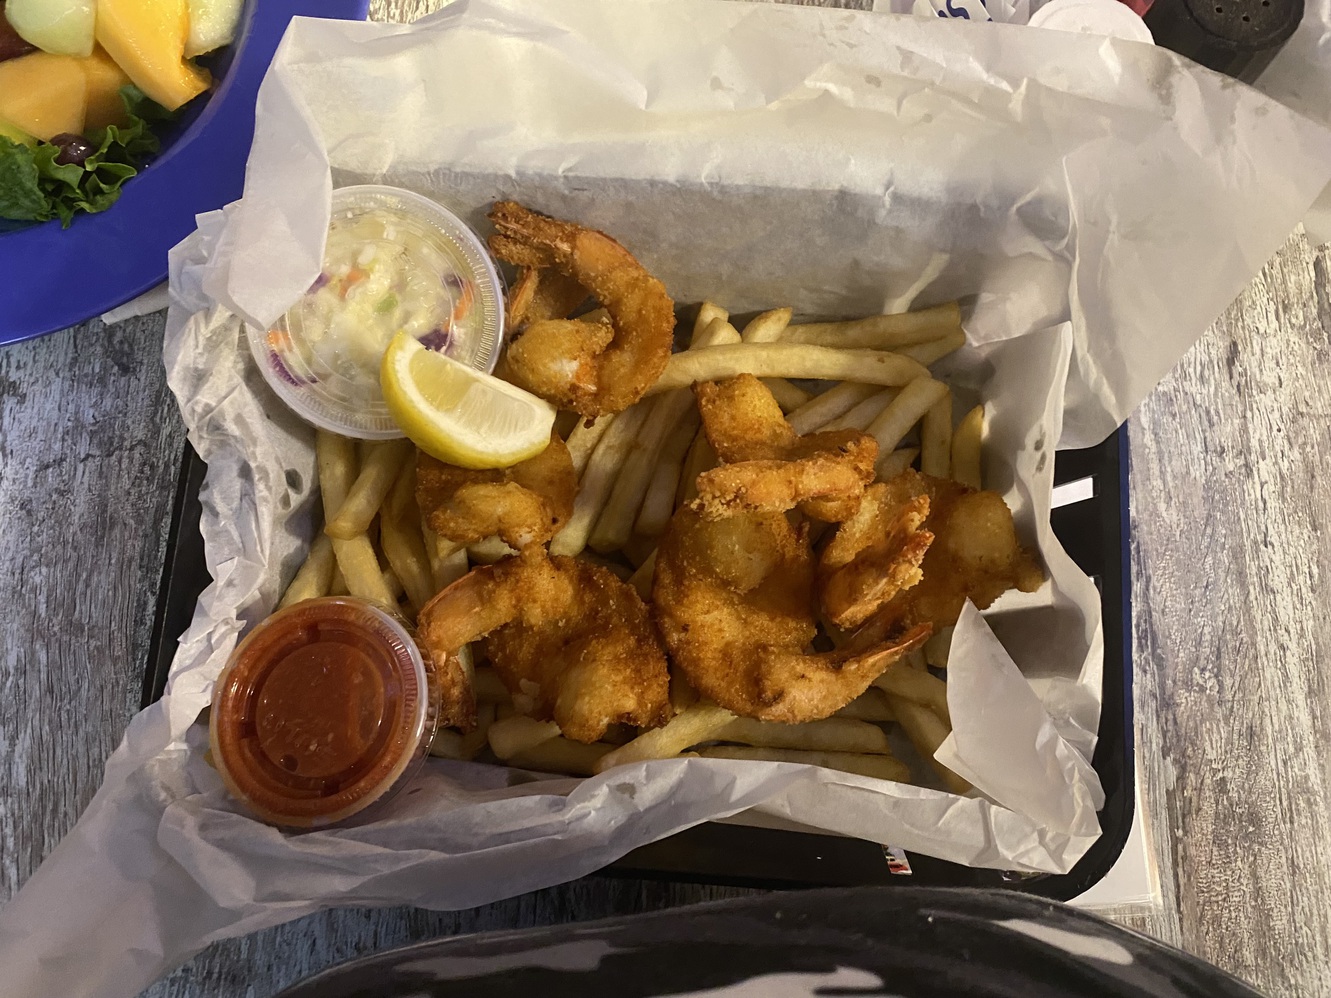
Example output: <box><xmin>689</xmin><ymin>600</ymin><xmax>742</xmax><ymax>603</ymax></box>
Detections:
<box><xmin>81</xmin><ymin>47</ymin><xmax>132</xmax><ymax>130</ymax></box>
<box><xmin>0</xmin><ymin>51</ymin><xmax>87</xmax><ymax>140</ymax></box>
<box><xmin>94</xmin><ymin>0</ymin><xmax>211</xmax><ymax>112</ymax></box>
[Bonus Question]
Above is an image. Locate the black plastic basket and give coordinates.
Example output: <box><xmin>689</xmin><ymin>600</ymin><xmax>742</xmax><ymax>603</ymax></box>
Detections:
<box><xmin>145</xmin><ymin>426</ymin><xmax>1132</xmax><ymax>900</ymax></box>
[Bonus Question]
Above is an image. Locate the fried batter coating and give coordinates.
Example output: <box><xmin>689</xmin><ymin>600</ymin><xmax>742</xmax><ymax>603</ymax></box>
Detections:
<box><xmin>418</xmin><ymin>552</ymin><xmax>671</xmax><ymax>743</ymax></box>
<box><xmin>691</xmin><ymin>374</ymin><xmax>876</xmax><ymax>521</ymax></box>
<box><xmin>488</xmin><ymin>201</ymin><xmax>676</xmax><ymax>417</ymax></box>
<box><xmin>416</xmin><ymin>431</ymin><xmax>575</xmax><ymax>551</ymax></box>
<box><xmin>840</xmin><ymin>470</ymin><xmax>1044</xmax><ymax>639</ymax></box>
<box><xmin>653</xmin><ymin>507</ymin><xmax>930</xmax><ymax>723</ymax></box>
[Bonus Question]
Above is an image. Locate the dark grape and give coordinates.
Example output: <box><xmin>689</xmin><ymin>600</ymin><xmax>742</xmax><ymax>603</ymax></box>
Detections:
<box><xmin>0</xmin><ymin>3</ymin><xmax>36</xmax><ymax>63</ymax></box>
<box><xmin>51</xmin><ymin>133</ymin><xmax>96</xmax><ymax>167</ymax></box>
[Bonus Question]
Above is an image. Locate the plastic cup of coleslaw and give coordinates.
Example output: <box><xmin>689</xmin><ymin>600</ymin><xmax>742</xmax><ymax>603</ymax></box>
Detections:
<box><xmin>247</xmin><ymin>185</ymin><xmax>504</xmax><ymax>439</ymax></box>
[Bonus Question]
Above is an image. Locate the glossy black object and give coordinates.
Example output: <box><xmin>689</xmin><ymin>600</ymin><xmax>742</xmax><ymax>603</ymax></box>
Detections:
<box><xmin>1146</xmin><ymin>0</ymin><xmax>1303</xmax><ymax>82</ymax></box>
<box><xmin>146</xmin><ymin>428</ymin><xmax>1132</xmax><ymax>899</ymax></box>
<box><xmin>274</xmin><ymin>887</ymin><xmax>1263</xmax><ymax>998</ymax></box>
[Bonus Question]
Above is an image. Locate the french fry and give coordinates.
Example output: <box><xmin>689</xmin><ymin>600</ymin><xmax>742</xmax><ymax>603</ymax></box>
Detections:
<box><xmin>786</xmin><ymin>382</ymin><xmax>880</xmax><ymax>435</ymax></box>
<box><xmin>329</xmin><ymin>565</ymin><xmax>348</xmax><ymax>596</ymax></box>
<box><xmin>277</xmin><ymin>534</ymin><xmax>335</xmax><ymax>609</ymax></box>
<box><xmin>669</xmin><ymin>666</ymin><xmax>698</xmax><ymax>714</ymax></box>
<box><xmin>693</xmin><ymin>301</ymin><xmax>728</xmax><ymax>341</ymax></box>
<box><xmin>326</xmin><ymin>439</ymin><xmax>414</xmax><ymax>540</ymax></box>
<box><xmin>714</xmin><ymin>716</ymin><xmax>891</xmax><ymax>755</ymax></box>
<box><xmin>382</xmin><ymin>566</ymin><xmax>405</xmax><ymax>603</ymax></box>
<box><xmin>473</xmin><ymin>667</ymin><xmax>509</xmax><ymax>701</ymax></box>
<box><xmin>510</xmin><ymin>738</ymin><xmax>615</xmax><ymax>776</ymax></box>
<box><xmin>782</xmin><ymin>302</ymin><xmax>961</xmax><ymax>350</ymax></box>
<box><xmin>565</xmin><ymin>413</ymin><xmax>616</xmax><ymax>478</ymax></box>
<box><xmin>380</xmin><ymin>507</ymin><xmax>435</xmax><ymax>613</ymax></box>
<box><xmin>951</xmin><ymin>404</ymin><xmax>984</xmax><ymax>489</ymax></box>
<box><xmin>628</xmin><ymin>549</ymin><xmax>656</xmax><ymax>600</ymax></box>
<box><xmin>676</xmin><ymin>430</ymin><xmax>716</xmax><ymax>506</ymax></box>
<box><xmin>897</xmin><ymin>328</ymin><xmax>965</xmax><ymax>366</ymax></box>
<box><xmin>822</xmin><ymin>388</ymin><xmax>899</xmax><ymax>432</ymax></box>
<box><xmin>739</xmin><ymin>307</ymin><xmax>793</xmax><ymax>343</ymax></box>
<box><xmin>468</xmin><ymin>536</ymin><xmax>517</xmax><ymax>563</ymax></box>
<box><xmin>550</xmin><ymin>402</ymin><xmax>649</xmax><ymax>556</ymax></box>
<box><xmin>762</xmin><ymin>378</ymin><xmax>813</xmax><ymax>411</ymax></box>
<box><xmin>925</xmin><ymin>626</ymin><xmax>953</xmax><ymax>669</ymax></box>
<box><xmin>593</xmin><ymin>702</ymin><xmax>735</xmax><ymax>773</ymax></box>
<box><xmin>865</xmin><ymin>378</ymin><xmax>949</xmax><ymax>471</ymax></box>
<box><xmin>316</xmin><ymin>431</ymin><xmax>358</xmax><ymax>519</ymax></box>
<box><xmin>635</xmin><ymin>408</ymin><xmax>701</xmax><ymax>536</ymax></box>
<box><xmin>429</xmin><ymin>729</ymin><xmax>466</xmax><ymax>760</ymax></box>
<box><xmin>332</xmin><ymin>534</ymin><xmax>395</xmax><ymax>606</ymax></box>
<box><xmin>696</xmin><ymin>315</ymin><xmax>741</xmax><ymax>348</ymax></box>
<box><xmin>699</xmin><ymin>746</ymin><xmax>911</xmax><ymax>784</ymax></box>
<box><xmin>648</xmin><ymin>345</ymin><xmax>929</xmax><ymax>394</ymax></box>
<box><xmin>877</xmin><ymin>447</ymin><xmax>920</xmax><ymax>480</ymax></box>
<box><xmin>488</xmin><ymin>716</ymin><xmax>561</xmax><ymax>760</ymax></box>
<box><xmin>429</xmin><ymin>535</ymin><xmax>469</xmax><ymax>589</ymax></box>
<box><xmin>890</xmin><ymin>696</ymin><xmax>971</xmax><ymax>794</ymax></box>
<box><xmin>834</xmin><ymin>687</ymin><xmax>896</xmax><ymax>722</ymax></box>
<box><xmin>920</xmin><ymin>391</ymin><xmax>953</xmax><ymax>479</ymax></box>
<box><xmin>874</xmin><ymin>665</ymin><xmax>950</xmax><ymax>723</ymax></box>
<box><xmin>458</xmin><ymin>700</ymin><xmax>498</xmax><ymax>759</ymax></box>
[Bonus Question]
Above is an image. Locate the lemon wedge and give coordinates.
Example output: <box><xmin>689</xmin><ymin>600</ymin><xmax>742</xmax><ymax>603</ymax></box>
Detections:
<box><xmin>380</xmin><ymin>331</ymin><xmax>555</xmax><ymax>469</ymax></box>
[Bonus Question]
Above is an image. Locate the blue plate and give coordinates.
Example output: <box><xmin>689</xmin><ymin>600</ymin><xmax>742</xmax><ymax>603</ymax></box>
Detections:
<box><xmin>0</xmin><ymin>0</ymin><xmax>370</xmax><ymax>346</ymax></box>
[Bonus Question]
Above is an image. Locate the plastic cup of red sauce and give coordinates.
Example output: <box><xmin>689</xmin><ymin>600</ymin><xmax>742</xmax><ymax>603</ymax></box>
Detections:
<box><xmin>210</xmin><ymin>596</ymin><xmax>439</xmax><ymax>828</ymax></box>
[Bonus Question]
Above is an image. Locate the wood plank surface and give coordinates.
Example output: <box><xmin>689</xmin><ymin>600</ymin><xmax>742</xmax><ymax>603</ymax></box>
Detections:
<box><xmin>1</xmin><ymin>1</ymin><xmax>1329</xmax><ymax>997</ymax></box>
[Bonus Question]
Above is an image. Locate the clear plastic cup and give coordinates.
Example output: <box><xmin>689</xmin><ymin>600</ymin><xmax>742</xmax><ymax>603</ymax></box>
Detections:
<box><xmin>209</xmin><ymin>596</ymin><xmax>439</xmax><ymax>828</ymax></box>
<box><xmin>247</xmin><ymin>185</ymin><xmax>504</xmax><ymax>439</ymax></box>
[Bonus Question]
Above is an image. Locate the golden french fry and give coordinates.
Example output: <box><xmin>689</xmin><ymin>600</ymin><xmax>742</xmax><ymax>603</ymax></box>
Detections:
<box><xmin>897</xmin><ymin>329</ymin><xmax>965</xmax><ymax>366</ymax></box>
<box><xmin>488</xmin><ymin>716</ymin><xmax>562</xmax><ymax>760</ymax></box>
<box><xmin>877</xmin><ymin>447</ymin><xmax>920</xmax><ymax>481</ymax></box>
<box><xmin>427</xmin><ymin>534</ymin><xmax>469</xmax><ymax>590</ymax></box>
<box><xmin>952</xmin><ymin>404</ymin><xmax>984</xmax><ymax>489</ymax></box>
<box><xmin>866</xmin><ymin>378</ymin><xmax>950</xmax><ymax>472</ymax></box>
<box><xmin>925</xmin><ymin>626</ymin><xmax>953</xmax><ymax>669</ymax></box>
<box><xmin>382</xmin><ymin>566</ymin><xmax>405</xmax><ymax>602</ymax></box>
<box><xmin>648</xmin><ymin>345</ymin><xmax>929</xmax><ymax>395</ymax></box>
<box><xmin>473</xmin><ymin>667</ymin><xmax>509</xmax><ymax>700</ymax></box>
<box><xmin>429</xmin><ymin>729</ymin><xmax>466</xmax><ymax>760</ymax></box>
<box><xmin>565</xmin><ymin>414</ymin><xmax>617</xmax><ymax>478</ymax></box>
<box><xmin>920</xmin><ymin>391</ymin><xmax>953</xmax><ymax>479</ymax></box>
<box><xmin>635</xmin><ymin>408</ymin><xmax>701</xmax><ymax>536</ymax></box>
<box><xmin>699</xmin><ymin>745</ymin><xmax>911</xmax><ymax>783</ymax></box>
<box><xmin>468</xmin><ymin>535</ymin><xmax>517</xmax><ymax>564</ymax></box>
<box><xmin>786</xmin><ymin>382</ymin><xmax>881</xmax><ymax>435</ymax></box>
<box><xmin>329</xmin><ymin>565</ymin><xmax>348</xmax><ymax>596</ymax></box>
<box><xmin>628</xmin><ymin>549</ymin><xmax>656</xmax><ymax>600</ymax></box>
<box><xmin>693</xmin><ymin>301</ymin><xmax>729</xmax><ymax>341</ymax></box>
<box><xmin>696</xmin><ymin>315</ymin><xmax>741</xmax><ymax>347</ymax></box>
<box><xmin>783</xmin><ymin>302</ymin><xmax>961</xmax><ymax>350</ymax></box>
<box><xmin>740</xmin><ymin>307</ymin><xmax>793</xmax><ymax>343</ymax></box>
<box><xmin>551</xmin><ymin>402</ymin><xmax>650</xmax><ymax>556</ymax></box>
<box><xmin>761</xmin><ymin>377</ymin><xmax>813</xmax><ymax>411</ymax></box>
<box><xmin>677</xmin><ymin>430</ymin><xmax>716</xmax><ymax>507</ymax></box>
<box><xmin>669</xmin><ymin>666</ymin><xmax>699</xmax><ymax>715</ymax></box>
<box><xmin>874</xmin><ymin>665</ymin><xmax>949</xmax><ymax>723</ymax></box>
<box><xmin>326</xmin><ymin>439</ymin><xmax>414</xmax><ymax>540</ymax></box>
<box><xmin>715</xmin><ymin>716</ymin><xmax>891</xmax><ymax>755</ymax></box>
<box><xmin>890</xmin><ymin>696</ymin><xmax>970</xmax><ymax>794</ymax></box>
<box><xmin>594</xmin><ymin>702</ymin><xmax>735</xmax><ymax>773</ymax></box>
<box><xmin>331</xmin><ymin>534</ymin><xmax>395</xmax><ymax>606</ymax></box>
<box><xmin>510</xmin><ymin>738</ymin><xmax>615</xmax><ymax>776</ymax></box>
<box><xmin>316</xmin><ymin>431</ymin><xmax>358</xmax><ymax>520</ymax></box>
<box><xmin>834</xmin><ymin>687</ymin><xmax>896</xmax><ymax>722</ymax></box>
<box><xmin>380</xmin><ymin>507</ymin><xmax>435</xmax><ymax>612</ymax></box>
<box><xmin>458</xmin><ymin>700</ymin><xmax>498</xmax><ymax>759</ymax></box>
<box><xmin>278</xmin><ymin>533</ymin><xmax>336</xmax><ymax>609</ymax></box>
<box><xmin>822</xmin><ymin>388</ymin><xmax>899</xmax><ymax>432</ymax></box>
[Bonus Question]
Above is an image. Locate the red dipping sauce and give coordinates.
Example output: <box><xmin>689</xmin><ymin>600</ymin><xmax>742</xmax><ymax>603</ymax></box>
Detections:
<box><xmin>210</xmin><ymin>597</ymin><xmax>438</xmax><ymax>828</ymax></box>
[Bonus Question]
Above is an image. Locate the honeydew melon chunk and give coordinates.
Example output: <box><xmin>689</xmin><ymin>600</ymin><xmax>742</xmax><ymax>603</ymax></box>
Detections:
<box><xmin>0</xmin><ymin>117</ymin><xmax>38</xmax><ymax>147</ymax></box>
<box><xmin>185</xmin><ymin>0</ymin><xmax>243</xmax><ymax>58</ymax></box>
<box><xmin>0</xmin><ymin>51</ymin><xmax>87</xmax><ymax>140</ymax></box>
<box><xmin>4</xmin><ymin>0</ymin><xmax>95</xmax><ymax>58</ymax></box>
<box><xmin>94</xmin><ymin>0</ymin><xmax>210</xmax><ymax>112</ymax></box>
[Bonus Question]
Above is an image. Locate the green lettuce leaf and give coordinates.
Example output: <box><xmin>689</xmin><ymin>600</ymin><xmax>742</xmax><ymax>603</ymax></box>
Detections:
<box><xmin>0</xmin><ymin>85</ymin><xmax>177</xmax><ymax>228</ymax></box>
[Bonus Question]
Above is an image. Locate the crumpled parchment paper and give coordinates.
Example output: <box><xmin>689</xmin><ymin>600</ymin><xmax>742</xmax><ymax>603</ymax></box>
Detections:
<box><xmin>5</xmin><ymin>3</ymin><xmax>1331</xmax><ymax>997</ymax></box>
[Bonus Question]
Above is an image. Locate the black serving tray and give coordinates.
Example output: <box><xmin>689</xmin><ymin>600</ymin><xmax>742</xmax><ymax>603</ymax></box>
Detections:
<box><xmin>145</xmin><ymin>426</ymin><xmax>1132</xmax><ymax>901</ymax></box>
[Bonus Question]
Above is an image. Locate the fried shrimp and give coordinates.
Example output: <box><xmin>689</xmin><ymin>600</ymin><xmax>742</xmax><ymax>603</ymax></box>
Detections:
<box><xmin>819</xmin><ymin>482</ymin><xmax>935</xmax><ymax>630</ymax></box>
<box><xmin>417</xmin><ymin>552</ymin><xmax>671</xmax><ymax>743</ymax></box>
<box><xmin>416</xmin><ymin>431</ymin><xmax>576</xmax><ymax>551</ymax></box>
<box><xmin>844</xmin><ymin>470</ymin><xmax>1044</xmax><ymax>639</ymax></box>
<box><xmin>488</xmin><ymin>201</ymin><xmax>676</xmax><ymax>416</ymax></box>
<box><xmin>691</xmin><ymin>374</ymin><xmax>877</xmax><ymax>521</ymax></box>
<box><xmin>653</xmin><ymin>507</ymin><xmax>931</xmax><ymax>723</ymax></box>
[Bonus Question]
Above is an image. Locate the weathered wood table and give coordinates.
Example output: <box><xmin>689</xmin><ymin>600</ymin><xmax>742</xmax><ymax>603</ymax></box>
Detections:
<box><xmin>3</xmin><ymin>1</ymin><xmax>1330</xmax><ymax>995</ymax></box>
